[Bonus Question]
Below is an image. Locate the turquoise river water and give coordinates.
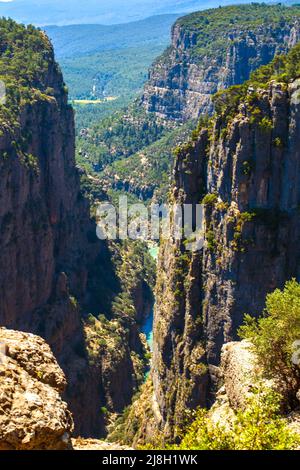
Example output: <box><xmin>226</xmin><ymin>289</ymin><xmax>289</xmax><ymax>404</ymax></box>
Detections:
<box><xmin>141</xmin><ymin>245</ymin><xmax>158</xmax><ymax>351</ymax></box>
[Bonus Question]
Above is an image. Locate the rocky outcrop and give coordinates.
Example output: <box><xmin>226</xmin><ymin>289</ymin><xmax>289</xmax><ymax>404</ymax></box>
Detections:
<box><xmin>151</xmin><ymin>51</ymin><xmax>300</xmax><ymax>437</ymax></box>
<box><xmin>0</xmin><ymin>328</ymin><xmax>73</xmax><ymax>450</ymax></box>
<box><xmin>209</xmin><ymin>340</ymin><xmax>262</xmax><ymax>430</ymax></box>
<box><xmin>210</xmin><ymin>340</ymin><xmax>300</xmax><ymax>439</ymax></box>
<box><xmin>142</xmin><ymin>5</ymin><xmax>300</xmax><ymax>122</ymax></box>
<box><xmin>218</xmin><ymin>341</ymin><xmax>263</xmax><ymax>412</ymax></box>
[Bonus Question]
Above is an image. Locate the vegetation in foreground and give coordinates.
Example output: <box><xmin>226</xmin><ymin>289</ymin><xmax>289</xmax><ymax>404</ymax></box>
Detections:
<box><xmin>240</xmin><ymin>279</ymin><xmax>300</xmax><ymax>407</ymax></box>
<box><xmin>168</xmin><ymin>387</ymin><xmax>300</xmax><ymax>451</ymax></box>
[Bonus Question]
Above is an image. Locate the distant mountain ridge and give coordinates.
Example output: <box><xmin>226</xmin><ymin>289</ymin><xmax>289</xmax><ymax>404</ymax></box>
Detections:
<box><xmin>45</xmin><ymin>14</ymin><xmax>180</xmax><ymax>59</ymax></box>
<box><xmin>0</xmin><ymin>0</ymin><xmax>253</xmax><ymax>26</ymax></box>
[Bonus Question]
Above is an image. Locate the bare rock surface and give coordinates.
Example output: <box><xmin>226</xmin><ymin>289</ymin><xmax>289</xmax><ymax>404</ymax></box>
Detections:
<box><xmin>211</xmin><ymin>341</ymin><xmax>300</xmax><ymax>437</ymax></box>
<box><xmin>210</xmin><ymin>340</ymin><xmax>268</xmax><ymax>428</ymax></box>
<box><xmin>221</xmin><ymin>340</ymin><xmax>260</xmax><ymax>411</ymax></box>
<box><xmin>0</xmin><ymin>328</ymin><xmax>73</xmax><ymax>450</ymax></box>
<box><xmin>0</xmin><ymin>328</ymin><xmax>67</xmax><ymax>393</ymax></box>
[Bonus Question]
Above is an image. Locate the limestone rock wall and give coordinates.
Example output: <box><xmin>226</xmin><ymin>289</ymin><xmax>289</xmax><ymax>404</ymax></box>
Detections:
<box><xmin>0</xmin><ymin>25</ymin><xmax>146</xmax><ymax>438</ymax></box>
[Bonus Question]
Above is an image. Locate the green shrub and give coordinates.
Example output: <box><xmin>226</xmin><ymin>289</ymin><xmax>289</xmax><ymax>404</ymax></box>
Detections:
<box><xmin>242</xmin><ymin>160</ymin><xmax>252</xmax><ymax>176</ymax></box>
<box><xmin>206</xmin><ymin>230</ymin><xmax>216</xmax><ymax>252</ymax></box>
<box><xmin>239</xmin><ymin>279</ymin><xmax>300</xmax><ymax>404</ymax></box>
<box><xmin>170</xmin><ymin>387</ymin><xmax>300</xmax><ymax>450</ymax></box>
<box><xmin>259</xmin><ymin>117</ymin><xmax>273</xmax><ymax>132</ymax></box>
<box><xmin>231</xmin><ymin>211</ymin><xmax>255</xmax><ymax>252</ymax></box>
<box><xmin>100</xmin><ymin>406</ymin><xmax>108</xmax><ymax>415</ymax></box>
<box><xmin>69</xmin><ymin>296</ymin><xmax>78</xmax><ymax>308</ymax></box>
<box><xmin>274</xmin><ymin>137</ymin><xmax>283</xmax><ymax>148</ymax></box>
<box><xmin>202</xmin><ymin>193</ymin><xmax>218</xmax><ymax>206</ymax></box>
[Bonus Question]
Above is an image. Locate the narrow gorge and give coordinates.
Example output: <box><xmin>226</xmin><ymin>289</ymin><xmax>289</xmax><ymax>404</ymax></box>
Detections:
<box><xmin>113</xmin><ymin>6</ymin><xmax>300</xmax><ymax>447</ymax></box>
<box><xmin>2</xmin><ymin>3</ymin><xmax>300</xmax><ymax>452</ymax></box>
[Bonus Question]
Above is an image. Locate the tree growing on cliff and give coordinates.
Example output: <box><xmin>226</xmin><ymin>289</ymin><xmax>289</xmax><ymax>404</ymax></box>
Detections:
<box><xmin>239</xmin><ymin>279</ymin><xmax>300</xmax><ymax>407</ymax></box>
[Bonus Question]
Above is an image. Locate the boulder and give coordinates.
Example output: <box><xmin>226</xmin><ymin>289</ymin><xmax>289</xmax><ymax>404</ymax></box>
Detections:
<box><xmin>0</xmin><ymin>328</ymin><xmax>73</xmax><ymax>450</ymax></box>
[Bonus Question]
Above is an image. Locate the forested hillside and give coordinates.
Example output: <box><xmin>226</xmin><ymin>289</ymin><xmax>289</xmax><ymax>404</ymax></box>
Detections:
<box><xmin>45</xmin><ymin>15</ymin><xmax>179</xmax><ymax>128</ymax></box>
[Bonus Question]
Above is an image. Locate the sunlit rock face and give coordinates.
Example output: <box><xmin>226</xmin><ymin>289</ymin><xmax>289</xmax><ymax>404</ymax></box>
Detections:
<box><xmin>142</xmin><ymin>7</ymin><xmax>300</xmax><ymax>122</ymax></box>
<box><xmin>0</xmin><ymin>328</ymin><xmax>73</xmax><ymax>450</ymax></box>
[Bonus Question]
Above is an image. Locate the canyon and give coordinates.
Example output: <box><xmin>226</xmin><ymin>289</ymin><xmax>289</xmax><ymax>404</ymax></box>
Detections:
<box><xmin>1</xmin><ymin>3</ymin><xmax>300</xmax><ymax>450</ymax></box>
<box><xmin>79</xmin><ymin>5</ymin><xmax>300</xmax><ymax>206</ymax></box>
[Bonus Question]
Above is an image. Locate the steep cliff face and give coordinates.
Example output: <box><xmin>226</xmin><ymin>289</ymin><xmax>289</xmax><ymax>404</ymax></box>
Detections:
<box><xmin>0</xmin><ymin>58</ymin><xmax>93</xmax><ymax>330</ymax></box>
<box><xmin>152</xmin><ymin>44</ymin><xmax>300</xmax><ymax>437</ymax></box>
<box><xmin>0</xmin><ymin>19</ymin><xmax>150</xmax><ymax>438</ymax></box>
<box><xmin>203</xmin><ymin>79</ymin><xmax>300</xmax><ymax>379</ymax></box>
<box><xmin>152</xmin><ymin>132</ymin><xmax>209</xmax><ymax>437</ymax></box>
<box><xmin>142</xmin><ymin>5</ymin><xmax>300</xmax><ymax>122</ymax></box>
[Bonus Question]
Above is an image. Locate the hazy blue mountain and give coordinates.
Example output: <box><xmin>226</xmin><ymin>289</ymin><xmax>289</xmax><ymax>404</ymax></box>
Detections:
<box><xmin>0</xmin><ymin>0</ymin><xmax>262</xmax><ymax>26</ymax></box>
<box><xmin>45</xmin><ymin>14</ymin><xmax>179</xmax><ymax>59</ymax></box>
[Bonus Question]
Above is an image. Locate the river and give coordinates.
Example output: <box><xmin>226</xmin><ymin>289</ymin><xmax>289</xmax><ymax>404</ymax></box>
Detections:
<box><xmin>141</xmin><ymin>245</ymin><xmax>158</xmax><ymax>351</ymax></box>
<box><xmin>141</xmin><ymin>309</ymin><xmax>154</xmax><ymax>352</ymax></box>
